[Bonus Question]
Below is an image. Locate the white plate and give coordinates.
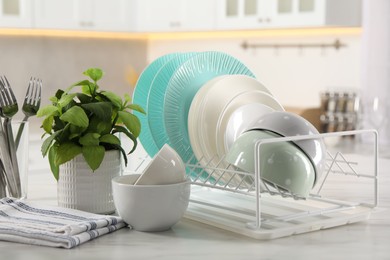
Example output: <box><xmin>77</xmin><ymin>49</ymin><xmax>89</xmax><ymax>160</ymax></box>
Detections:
<box><xmin>198</xmin><ymin>76</ymin><xmax>271</xmax><ymax>161</ymax></box>
<box><xmin>194</xmin><ymin>75</ymin><xmax>273</xmax><ymax>185</ymax></box>
<box><xmin>188</xmin><ymin>75</ymin><xmax>228</xmax><ymax>166</ymax></box>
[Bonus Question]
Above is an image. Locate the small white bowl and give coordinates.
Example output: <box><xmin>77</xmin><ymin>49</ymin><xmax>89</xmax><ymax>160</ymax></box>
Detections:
<box><xmin>248</xmin><ymin>111</ymin><xmax>326</xmax><ymax>186</ymax></box>
<box><xmin>112</xmin><ymin>174</ymin><xmax>191</xmax><ymax>232</ymax></box>
<box><xmin>135</xmin><ymin>144</ymin><xmax>186</xmax><ymax>185</ymax></box>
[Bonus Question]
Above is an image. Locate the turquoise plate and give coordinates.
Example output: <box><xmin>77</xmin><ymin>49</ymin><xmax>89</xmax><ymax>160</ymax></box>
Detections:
<box><xmin>147</xmin><ymin>52</ymin><xmax>197</xmax><ymax>151</ymax></box>
<box><xmin>132</xmin><ymin>53</ymin><xmax>180</xmax><ymax>157</ymax></box>
<box><xmin>163</xmin><ymin>51</ymin><xmax>255</xmax><ymax>179</ymax></box>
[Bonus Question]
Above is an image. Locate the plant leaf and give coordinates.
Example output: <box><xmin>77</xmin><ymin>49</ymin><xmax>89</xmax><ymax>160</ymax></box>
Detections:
<box><xmin>126</xmin><ymin>104</ymin><xmax>146</xmax><ymax>114</ymax></box>
<box><xmin>117</xmin><ymin>111</ymin><xmax>141</xmax><ymax>137</ymax></box>
<box><xmin>42</xmin><ymin>116</ymin><xmax>54</xmax><ymax>134</ymax></box>
<box><xmin>55</xmin><ymin>142</ymin><xmax>82</xmax><ymax>166</ymax></box>
<box><xmin>109</xmin><ymin>143</ymin><xmax>128</xmax><ymax>167</ymax></box>
<box><xmin>69</xmin><ymin>79</ymin><xmax>91</xmax><ymax>89</ymax></box>
<box><xmin>60</xmin><ymin>106</ymin><xmax>89</xmax><ymax>128</ymax></box>
<box><xmin>41</xmin><ymin>130</ymin><xmax>62</xmax><ymax>157</ymax></box>
<box><xmin>100</xmin><ymin>134</ymin><xmax>120</xmax><ymax>145</ymax></box>
<box><xmin>81</xmin><ymin>102</ymin><xmax>112</xmax><ymax>121</ymax></box>
<box><xmin>79</xmin><ymin>133</ymin><xmax>101</xmax><ymax>146</ymax></box>
<box><xmin>100</xmin><ymin>91</ymin><xmax>122</xmax><ymax>108</ymax></box>
<box><xmin>112</xmin><ymin>125</ymin><xmax>138</xmax><ymax>154</ymax></box>
<box><xmin>48</xmin><ymin>145</ymin><xmax>60</xmax><ymax>181</ymax></box>
<box><xmin>82</xmin><ymin>145</ymin><xmax>105</xmax><ymax>171</ymax></box>
<box><xmin>88</xmin><ymin>116</ymin><xmax>112</xmax><ymax>135</ymax></box>
<box><xmin>124</xmin><ymin>93</ymin><xmax>131</xmax><ymax>103</ymax></box>
<box><xmin>83</xmin><ymin>68</ymin><xmax>103</xmax><ymax>82</ymax></box>
<box><xmin>54</xmin><ymin>89</ymin><xmax>64</xmax><ymax>100</ymax></box>
<box><xmin>76</xmin><ymin>93</ymin><xmax>93</xmax><ymax>103</ymax></box>
<box><xmin>37</xmin><ymin>105</ymin><xmax>58</xmax><ymax>118</ymax></box>
<box><xmin>58</xmin><ymin>93</ymin><xmax>77</xmax><ymax>108</ymax></box>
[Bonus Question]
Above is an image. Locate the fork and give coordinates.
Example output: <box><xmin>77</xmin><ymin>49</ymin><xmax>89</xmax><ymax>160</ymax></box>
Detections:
<box><xmin>0</xmin><ymin>75</ymin><xmax>21</xmax><ymax>197</ymax></box>
<box><xmin>14</xmin><ymin>77</ymin><xmax>42</xmax><ymax>149</ymax></box>
<box><xmin>0</xmin><ymin>159</ymin><xmax>7</xmax><ymax>198</ymax></box>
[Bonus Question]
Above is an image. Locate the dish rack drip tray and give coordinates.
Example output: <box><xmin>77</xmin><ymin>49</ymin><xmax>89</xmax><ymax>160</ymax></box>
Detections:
<box><xmin>182</xmin><ymin>130</ymin><xmax>379</xmax><ymax>240</ymax></box>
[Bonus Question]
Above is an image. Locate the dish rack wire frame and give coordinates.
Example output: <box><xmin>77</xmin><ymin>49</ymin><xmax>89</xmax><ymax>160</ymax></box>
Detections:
<box><xmin>184</xmin><ymin>129</ymin><xmax>378</xmax><ymax>232</ymax></box>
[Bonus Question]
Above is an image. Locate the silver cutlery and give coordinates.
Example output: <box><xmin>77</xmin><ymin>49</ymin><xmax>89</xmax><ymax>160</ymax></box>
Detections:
<box><xmin>0</xmin><ymin>159</ymin><xmax>7</xmax><ymax>197</ymax></box>
<box><xmin>0</xmin><ymin>76</ymin><xmax>21</xmax><ymax>198</ymax></box>
<box><xmin>15</xmin><ymin>77</ymin><xmax>42</xmax><ymax>149</ymax></box>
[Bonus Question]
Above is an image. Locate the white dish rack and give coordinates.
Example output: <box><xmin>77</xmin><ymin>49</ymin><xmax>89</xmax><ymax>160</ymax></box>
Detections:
<box><xmin>132</xmin><ymin>129</ymin><xmax>378</xmax><ymax>240</ymax></box>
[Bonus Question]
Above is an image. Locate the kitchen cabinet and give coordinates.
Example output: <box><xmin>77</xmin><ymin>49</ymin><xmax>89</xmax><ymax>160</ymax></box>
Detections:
<box><xmin>134</xmin><ymin>0</ymin><xmax>216</xmax><ymax>32</ymax></box>
<box><xmin>216</xmin><ymin>0</ymin><xmax>361</xmax><ymax>30</ymax></box>
<box><xmin>33</xmin><ymin>0</ymin><xmax>135</xmax><ymax>31</ymax></box>
<box><xmin>0</xmin><ymin>0</ymin><xmax>32</xmax><ymax>28</ymax></box>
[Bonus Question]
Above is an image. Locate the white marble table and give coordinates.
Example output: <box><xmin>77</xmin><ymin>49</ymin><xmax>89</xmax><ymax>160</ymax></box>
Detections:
<box><xmin>1</xmin><ymin>152</ymin><xmax>389</xmax><ymax>260</ymax></box>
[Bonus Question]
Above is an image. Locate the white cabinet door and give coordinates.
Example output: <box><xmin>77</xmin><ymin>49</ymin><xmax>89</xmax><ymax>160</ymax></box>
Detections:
<box><xmin>184</xmin><ymin>0</ymin><xmax>216</xmax><ymax>31</ymax></box>
<box><xmin>88</xmin><ymin>0</ymin><xmax>134</xmax><ymax>31</ymax></box>
<box><xmin>33</xmin><ymin>0</ymin><xmax>78</xmax><ymax>29</ymax></box>
<box><xmin>135</xmin><ymin>0</ymin><xmax>216</xmax><ymax>32</ymax></box>
<box><xmin>0</xmin><ymin>0</ymin><xmax>32</xmax><ymax>28</ymax></box>
<box><xmin>135</xmin><ymin>0</ymin><xmax>186</xmax><ymax>32</ymax></box>
<box><xmin>216</xmin><ymin>0</ymin><xmax>360</xmax><ymax>30</ymax></box>
<box><xmin>34</xmin><ymin>0</ymin><xmax>133</xmax><ymax>31</ymax></box>
<box><xmin>264</xmin><ymin>0</ymin><xmax>326</xmax><ymax>28</ymax></box>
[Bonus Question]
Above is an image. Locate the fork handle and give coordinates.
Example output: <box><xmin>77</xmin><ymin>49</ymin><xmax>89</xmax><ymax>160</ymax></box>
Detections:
<box><xmin>0</xmin><ymin>159</ymin><xmax>7</xmax><ymax>198</ymax></box>
<box><xmin>4</xmin><ymin>119</ymin><xmax>21</xmax><ymax>197</ymax></box>
<box><xmin>0</xmin><ymin>122</ymin><xmax>20</xmax><ymax>197</ymax></box>
<box><xmin>14</xmin><ymin>115</ymin><xmax>29</xmax><ymax>150</ymax></box>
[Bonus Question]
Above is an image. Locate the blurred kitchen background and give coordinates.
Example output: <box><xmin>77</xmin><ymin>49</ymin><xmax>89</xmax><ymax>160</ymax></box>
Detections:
<box><xmin>0</xmin><ymin>0</ymin><xmax>389</xmax><ymax>154</ymax></box>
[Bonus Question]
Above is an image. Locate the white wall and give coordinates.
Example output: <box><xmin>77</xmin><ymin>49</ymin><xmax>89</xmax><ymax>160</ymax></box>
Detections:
<box><xmin>361</xmin><ymin>0</ymin><xmax>390</xmax><ymax>145</ymax></box>
<box><xmin>148</xmin><ymin>33</ymin><xmax>361</xmax><ymax>108</ymax></box>
<box><xmin>0</xmin><ymin>35</ymin><xmax>148</xmax><ymax>133</ymax></box>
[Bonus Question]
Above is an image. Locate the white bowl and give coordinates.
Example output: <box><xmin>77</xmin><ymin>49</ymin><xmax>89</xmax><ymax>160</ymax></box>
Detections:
<box><xmin>225</xmin><ymin>130</ymin><xmax>315</xmax><ymax>198</ymax></box>
<box><xmin>112</xmin><ymin>174</ymin><xmax>191</xmax><ymax>232</ymax></box>
<box><xmin>248</xmin><ymin>111</ymin><xmax>326</xmax><ymax>185</ymax></box>
<box><xmin>135</xmin><ymin>144</ymin><xmax>186</xmax><ymax>185</ymax></box>
<box><xmin>222</xmin><ymin>103</ymin><xmax>274</xmax><ymax>154</ymax></box>
<box><xmin>216</xmin><ymin>90</ymin><xmax>284</xmax><ymax>158</ymax></box>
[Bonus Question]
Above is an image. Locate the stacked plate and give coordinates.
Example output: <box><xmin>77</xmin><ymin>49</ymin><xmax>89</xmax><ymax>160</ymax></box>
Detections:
<box><xmin>133</xmin><ymin>51</ymin><xmax>256</xmax><ymax>181</ymax></box>
<box><xmin>134</xmin><ymin>51</ymin><xmax>326</xmax><ymax>193</ymax></box>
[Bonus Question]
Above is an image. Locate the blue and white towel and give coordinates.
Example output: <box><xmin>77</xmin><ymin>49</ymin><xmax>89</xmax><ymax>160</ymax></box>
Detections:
<box><xmin>0</xmin><ymin>197</ymin><xmax>127</xmax><ymax>249</ymax></box>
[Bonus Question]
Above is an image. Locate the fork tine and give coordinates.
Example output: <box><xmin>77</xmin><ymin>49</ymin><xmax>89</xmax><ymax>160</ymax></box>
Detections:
<box><xmin>36</xmin><ymin>78</ymin><xmax>42</xmax><ymax>106</ymax></box>
<box><xmin>4</xmin><ymin>76</ymin><xmax>17</xmax><ymax>103</ymax></box>
<box><xmin>0</xmin><ymin>79</ymin><xmax>6</xmax><ymax>107</ymax></box>
<box><xmin>0</xmin><ymin>76</ymin><xmax>17</xmax><ymax>105</ymax></box>
<box><xmin>0</xmin><ymin>76</ymin><xmax>5</xmax><ymax>88</ymax></box>
<box><xmin>24</xmin><ymin>77</ymin><xmax>42</xmax><ymax>107</ymax></box>
<box><xmin>24</xmin><ymin>77</ymin><xmax>33</xmax><ymax>105</ymax></box>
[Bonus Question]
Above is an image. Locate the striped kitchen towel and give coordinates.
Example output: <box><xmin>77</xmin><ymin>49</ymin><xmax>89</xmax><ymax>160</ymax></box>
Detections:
<box><xmin>0</xmin><ymin>197</ymin><xmax>127</xmax><ymax>249</ymax></box>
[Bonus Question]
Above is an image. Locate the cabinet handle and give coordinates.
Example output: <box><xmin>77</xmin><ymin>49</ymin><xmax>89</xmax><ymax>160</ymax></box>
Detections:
<box><xmin>258</xmin><ymin>18</ymin><xmax>271</xmax><ymax>23</ymax></box>
<box><xmin>79</xmin><ymin>21</ymin><xmax>94</xmax><ymax>27</ymax></box>
<box><xmin>169</xmin><ymin>21</ymin><xmax>181</xmax><ymax>27</ymax></box>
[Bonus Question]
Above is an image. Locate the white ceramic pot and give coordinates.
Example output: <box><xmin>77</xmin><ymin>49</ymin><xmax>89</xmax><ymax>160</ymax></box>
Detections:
<box><xmin>58</xmin><ymin>150</ymin><xmax>122</xmax><ymax>214</ymax></box>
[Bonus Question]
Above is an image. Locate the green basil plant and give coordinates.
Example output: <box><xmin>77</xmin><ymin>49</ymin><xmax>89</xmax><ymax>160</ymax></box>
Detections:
<box><xmin>37</xmin><ymin>68</ymin><xmax>145</xmax><ymax>180</ymax></box>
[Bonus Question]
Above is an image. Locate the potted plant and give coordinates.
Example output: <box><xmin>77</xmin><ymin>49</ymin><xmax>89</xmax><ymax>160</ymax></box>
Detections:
<box><xmin>37</xmin><ymin>68</ymin><xmax>144</xmax><ymax>213</ymax></box>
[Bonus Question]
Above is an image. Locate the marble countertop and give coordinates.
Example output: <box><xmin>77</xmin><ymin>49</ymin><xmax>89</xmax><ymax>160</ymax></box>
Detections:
<box><xmin>1</xmin><ymin>148</ymin><xmax>389</xmax><ymax>260</ymax></box>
